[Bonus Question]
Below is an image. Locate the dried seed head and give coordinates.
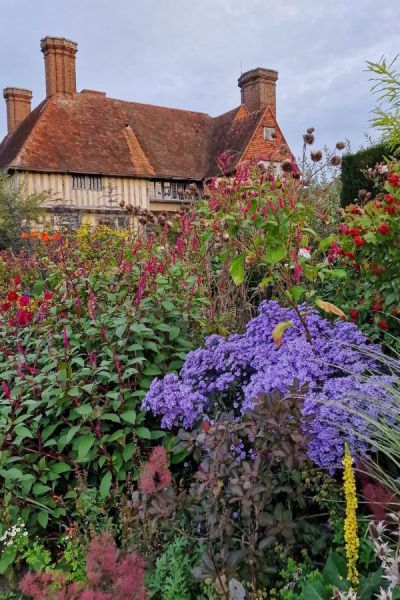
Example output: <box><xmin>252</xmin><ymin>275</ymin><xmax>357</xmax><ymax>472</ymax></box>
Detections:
<box><xmin>303</xmin><ymin>132</ymin><xmax>315</xmax><ymax>145</ymax></box>
<box><xmin>119</xmin><ymin>200</ymin><xmax>125</xmax><ymax>208</ymax></box>
<box><xmin>307</xmin><ymin>127</ymin><xmax>315</xmax><ymax>134</ymax></box>
<box><xmin>358</xmin><ymin>189</ymin><xmax>369</xmax><ymax>201</ymax></box>
<box><xmin>336</xmin><ymin>141</ymin><xmax>346</xmax><ymax>150</ymax></box>
<box><xmin>281</xmin><ymin>159</ymin><xmax>293</xmax><ymax>173</ymax></box>
<box><xmin>310</xmin><ymin>149</ymin><xmax>323</xmax><ymax>162</ymax></box>
<box><xmin>330</xmin><ymin>155</ymin><xmax>342</xmax><ymax>167</ymax></box>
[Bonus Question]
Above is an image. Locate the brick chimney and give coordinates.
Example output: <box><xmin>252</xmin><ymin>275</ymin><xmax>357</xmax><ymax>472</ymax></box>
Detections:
<box><xmin>40</xmin><ymin>36</ymin><xmax>78</xmax><ymax>97</ymax></box>
<box><xmin>238</xmin><ymin>68</ymin><xmax>278</xmax><ymax>117</ymax></box>
<box><xmin>3</xmin><ymin>87</ymin><xmax>32</xmax><ymax>134</ymax></box>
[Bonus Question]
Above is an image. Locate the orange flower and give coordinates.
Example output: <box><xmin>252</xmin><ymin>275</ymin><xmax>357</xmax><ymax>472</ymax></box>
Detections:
<box><xmin>20</xmin><ymin>232</ymin><xmax>30</xmax><ymax>239</ymax></box>
<box><xmin>41</xmin><ymin>233</ymin><xmax>51</xmax><ymax>242</ymax></box>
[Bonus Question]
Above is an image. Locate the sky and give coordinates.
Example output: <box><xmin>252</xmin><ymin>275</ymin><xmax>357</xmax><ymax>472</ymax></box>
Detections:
<box><xmin>0</xmin><ymin>0</ymin><xmax>399</xmax><ymax>158</ymax></box>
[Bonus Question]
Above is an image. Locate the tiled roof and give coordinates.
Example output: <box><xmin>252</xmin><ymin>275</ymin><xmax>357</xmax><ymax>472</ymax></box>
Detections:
<box><xmin>0</xmin><ymin>91</ymin><xmax>290</xmax><ymax>180</ymax></box>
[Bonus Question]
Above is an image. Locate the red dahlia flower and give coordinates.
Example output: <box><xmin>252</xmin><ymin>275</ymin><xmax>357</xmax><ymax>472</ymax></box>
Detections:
<box><xmin>384</xmin><ymin>194</ymin><xmax>396</xmax><ymax>205</ymax></box>
<box><xmin>388</xmin><ymin>172</ymin><xmax>400</xmax><ymax>187</ymax></box>
<box><xmin>349</xmin><ymin>309</ymin><xmax>359</xmax><ymax>320</ymax></box>
<box><xmin>378</xmin><ymin>223</ymin><xmax>390</xmax><ymax>235</ymax></box>
<box><xmin>18</xmin><ymin>294</ymin><xmax>30</xmax><ymax>307</ymax></box>
<box><xmin>354</xmin><ymin>236</ymin><xmax>365</xmax><ymax>246</ymax></box>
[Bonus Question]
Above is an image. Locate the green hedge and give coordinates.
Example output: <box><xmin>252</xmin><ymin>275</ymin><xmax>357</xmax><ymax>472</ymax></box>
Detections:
<box><xmin>341</xmin><ymin>143</ymin><xmax>391</xmax><ymax>207</ymax></box>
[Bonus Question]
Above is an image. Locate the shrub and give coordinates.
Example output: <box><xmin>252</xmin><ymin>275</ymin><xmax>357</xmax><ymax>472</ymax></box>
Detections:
<box><xmin>321</xmin><ymin>159</ymin><xmax>400</xmax><ymax>348</ymax></box>
<box><xmin>19</xmin><ymin>532</ymin><xmax>146</xmax><ymax>600</ymax></box>
<box><xmin>341</xmin><ymin>144</ymin><xmax>392</xmax><ymax>207</ymax></box>
<box><xmin>0</xmin><ymin>228</ymin><xmax>207</xmax><ymax>535</ymax></box>
<box><xmin>143</xmin><ymin>300</ymin><xmax>396</xmax><ymax>474</ymax></box>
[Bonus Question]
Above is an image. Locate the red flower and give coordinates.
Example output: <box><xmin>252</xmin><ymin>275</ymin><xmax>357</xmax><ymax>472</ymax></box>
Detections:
<box><xmin>378</xmin><ymin>319</ymin><xmax>389</xmax><ymax>330</ymax></box>
<box><xmin>17</xmin><ymin>310</ymin><xmax>32</xmax><ymax>326</ymax></box>
<box><xmin>18</xmin><ymin>294</ymin><xmax>30</xmax><ymax>307</ymax></box>
<box><xmin>372</xmin><ymin>299</ymin><xmax>383</xmax><ymax>312</ymax></box>
<box><xmin>349</xmin><ymin>228</ymin><xmax>362</xmax><ymax>236</ymax></box>
<box><xmin>384</xmin><ymin>194</ymin><xmax>396</xmax><ymax>205</ymax></box>
<box><xmin>378</xmin><ymin>223</ymin><xmax>390</xmax><ymax>235</ymax></box>
<box><xmin>384</xmin><ymin>205</ymin><xmax>396</xmax><ymax>214</ymax></box>
<box><xmin>339</xmin><ymin>223</ymin><xmax>350</xmax><ymax>234</ymax></box>
<box><xmin>354</xmin><ymin>236</ymin><xmax>365</xmax><ymax>247</ymax></box>
<box><xmin>350</xmin><ymin>206</ymin><xmax>363</xmax><ymax>215</ymax></box>
<box><xmin>388</xmin><ymin>172</ymin><xmax>400</xmax><ymax>187</ymax></box>
<box><xmin>7</xmin><ymin>291</ymin><xmax>18</xmax><ymax>302</ymax></box>
<box><xmin>44</xmin><ymin>290</ymin><xmax>52</xmax><ymax>301</ymax></box>
<box><xmin>1</xmin><ymin>302</ymin><xmax>11</xmax><ymax>311</ymax></box>
<box><xmin>391</xmin><ymin>308</ymin><xmax>399</xmax><ymax>317</ymax></box>
<box><xmin>371</xmin><ymin>264</ymin><xmax>385</xmax><ymax>276</ymax></box>
<box><xmin>349</xmin><ymin>309</ymin><xmax>359</xmax><ymax>320</ymax></box>
<box><xmin>13</xmin><ymin>276</ymin><xmax>21</xmax><ymax>286</ymax></box>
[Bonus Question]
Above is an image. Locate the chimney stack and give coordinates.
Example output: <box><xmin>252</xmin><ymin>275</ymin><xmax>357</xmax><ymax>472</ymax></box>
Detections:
<box><xmin>40</xmin><ymin>36</ymin><xmax>78</xmax><ymax>97</ymax></box>
<box><xmin>238</xmin><ymin>68</ymin><xmax>278</xmax><ymax>117</ymax></box>
<box><xmin>3</xmin><ymin>87</ymin><xmax>32</xmax><ymax>134</ymax></box>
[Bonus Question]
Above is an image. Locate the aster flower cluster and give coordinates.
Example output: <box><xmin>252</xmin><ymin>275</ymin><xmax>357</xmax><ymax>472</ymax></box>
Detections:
<box><xmin>143</xmin><ymin>300</ymin><xmax>396</xmax><ymax>472</ymax></box>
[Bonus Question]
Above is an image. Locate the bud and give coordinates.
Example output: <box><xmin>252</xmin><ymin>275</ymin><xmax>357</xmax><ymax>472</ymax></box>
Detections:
<box><xmin>336</xmin><ymin>141</ymin><xmax>346</xmax><ymax>150</ymax></box>
<box><xmin>303</xmin><ymin>133</ymin><xmax>315</xmax><ymax>145</ymax></box>
<box><xmin>330</xmin><ymin>155</ymin><xmax>341</xmax><ymax>167</ymax></box>
<box><xmin>310</xmin><ymin>149</ymin><xmax>323</xmax><ymax>162</ymax></box>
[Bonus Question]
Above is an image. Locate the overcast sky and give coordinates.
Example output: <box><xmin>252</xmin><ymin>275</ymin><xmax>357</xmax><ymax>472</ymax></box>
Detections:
<box><xmin>0</xmin><ymin>0</ymin><xmax>399</xmax><ymax>158</ymax></box>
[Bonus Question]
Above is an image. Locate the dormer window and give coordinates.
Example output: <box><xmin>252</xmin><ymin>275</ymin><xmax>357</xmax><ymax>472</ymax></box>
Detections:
<box><xmin>72</xmin><ymin>174</ymin><xmax>103</xmax><ymax>191</ymax></box>
<box><xmin>263</xmin><ymin>126</ymin><xmax>276</xmax><ymax>141</ymax></box>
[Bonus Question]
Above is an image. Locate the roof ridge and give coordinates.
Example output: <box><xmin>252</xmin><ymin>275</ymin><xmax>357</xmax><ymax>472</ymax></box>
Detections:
<box><xmin>104</xmin><ymin>95</ymin><xmax>212</xmax><ymax>118</ymax></box>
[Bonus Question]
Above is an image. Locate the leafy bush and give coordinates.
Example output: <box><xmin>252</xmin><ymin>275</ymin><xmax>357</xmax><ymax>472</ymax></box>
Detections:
<box><xmin>341</xmin><ymin>144</ymin><xmax>392</xmax><ymax>207</ymax></box>
<box><xmin>0</xmin><ymin>228</ymin><xmax>207</xmax><ymax>535</ymax></box>
<box><xmin>321</xmin><ymin>159</ymin><xmax>400</xmax><ymax>347</ymax></box>
<box><xmin>144</xmin><ymin>300</ymin><xmax>395</xmax><ymax>473</ymax></box>
<box><xmin>0</xmin><ymin>172</ymin><xmax>44</xmax><ymax>251</ymax></box>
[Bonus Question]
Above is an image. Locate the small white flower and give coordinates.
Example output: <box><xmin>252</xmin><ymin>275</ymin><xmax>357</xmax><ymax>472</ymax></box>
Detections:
<box><xmin>298</xmin><ymin>247</ymin><xmax>311</xmax><ymax>260</ymax></box>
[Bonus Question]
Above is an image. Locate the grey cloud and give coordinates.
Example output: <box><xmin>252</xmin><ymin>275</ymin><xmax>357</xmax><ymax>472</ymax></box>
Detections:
<box><xmin>0</xmin><ymin>0</ymin><xmax>399</xmax><ymax>158</ymax></box>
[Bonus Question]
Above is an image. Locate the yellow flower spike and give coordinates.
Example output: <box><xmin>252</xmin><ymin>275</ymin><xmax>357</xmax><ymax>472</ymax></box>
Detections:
<box><xmin>343</xmin><ymin>443</ymin><xmax>359</xmax><ymax>588</ymax></box>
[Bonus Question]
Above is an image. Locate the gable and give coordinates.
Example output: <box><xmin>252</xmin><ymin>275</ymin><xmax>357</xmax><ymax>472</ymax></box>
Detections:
<box><xmin>240</xmin><ymin>106</ymin><xmax>291</xmax><ymax>165</ymax></box>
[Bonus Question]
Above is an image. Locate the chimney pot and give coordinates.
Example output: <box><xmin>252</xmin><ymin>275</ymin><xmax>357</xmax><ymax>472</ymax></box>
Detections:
<box><xmin>40</xmin><ymin>36</ymin><xmax>78</xmax><ymax>97</ymax></box>
<box><xmin>3</xmin><ymin>87</ymin><xmax>32</xmax><ymax>134</ymax></box>
<box><xmin>238</xmin><ymin>67</ymin><xmax>278</xmax><ymax>117</ymax></box>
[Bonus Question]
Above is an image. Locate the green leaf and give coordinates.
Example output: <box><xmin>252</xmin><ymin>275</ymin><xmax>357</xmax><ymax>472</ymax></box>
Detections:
<box><xmin>75</xmin><ymin>404</ymin><xmax>93</xmax><ymax>417</ymax></box>
<box><xmin>230</xmin><ymin>254</ymin><xmax>245</xmax><ymax>285</ymax></box>
<box><xmin>259</xmin><ymin>276</ymin><xmax>273</xmax><ymax>288</ymax></box>
<box><xmin>50</xmin><ymin>463</ymin><xmax>71</xmax><ymax>474</ymax></box>
<box><xmin>33</xmin><ymin>483</ymin><xmax>51</xmax><ymax>496</ymax></box>
<box><xmin>75</xmin><ymin>434</ymin><xmax>95</xmax><ymax>460</ymax></box>
<box><xmin>37</xmin><ymin>511</ymin><xmax>49</xmax><ymax>529</ymax></box>
<box><xmin>0</xmin><ymin>546</ymin><xmax>17</xmax><ymax>574</ymax></box>
<box><xmin>68</xmin><ymin>387</ymin><xmax>80</xmax><ymax>397</ymax></box>
<box><xmin>329</xmin><ymin>268</ymin><xmax>348</xmax><ymax>279</ymax></box>
<box><xmin>136</xmin><ymin>427</ymin><xmax>151</xmax><ymax>440</ymax></box>
<box><xmin>99</xmin><ymin>470</ymin><xmax>112</xmax><ymax>499</ymax></box>
<box><xmin>265</xmin><ymin>245</ymin><xmax>286</xmax><ymax>265</ymax></box>
<box><xmin>319</xmin><ymin>235</ymin><xmax>335</xmax><ymax>251</ymax></box>
<box><xmin>288</xmin><ymin>286</ymin><xmax>305</xmax><ymax>301</ymax></box>
<box><xmin>100</xmin><ymin>413</ymin><xmax>121</xmax><ymax>423</ymax></box>
<box><xmin>169</xmin><ymin>326</ymin><xmax>180</xmax><ymax>341</ymax></box>
<box><xmin>14</xmin><ymin>425</ymin><xmax>34</xmax><ymax>439</ymax></box>
<box><xmin>301</xmin><ymin>580</ymin><xmax>329</xmax><ymax>600</ymax></box>
<box><xmin>161</xmin><ymin>300</ymin><xmax>175</xmax><ymax>311</ymax></box>
<box><xmin>121</xmin><ymin>411</ymin><xmax>136</xmax><ymax>424</ymax></box>
<box><xmin>65</xmin><ymin>425</ymin><xmax>81</xmax><ymax>445</ymax></box>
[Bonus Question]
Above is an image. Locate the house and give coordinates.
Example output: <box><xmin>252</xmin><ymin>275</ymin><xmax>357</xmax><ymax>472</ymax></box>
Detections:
<box><xmin>0</xmin><ymin>36</ymin><xmax>294</xmax><ymax>229</ymax></box>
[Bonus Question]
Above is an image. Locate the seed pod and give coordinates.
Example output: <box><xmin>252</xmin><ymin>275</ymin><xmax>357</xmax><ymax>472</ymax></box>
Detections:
<box><xmin>336</xmin><ymin>141</ymin><xmax>346</xmax><ymax>150</ymax></box>
<box><xmin>310</xmin><ymin>149</ymin><xmax>323</xmax><ymax>162</ymax></box>
<box><xmin>281</xmin><ymin>159</ymin><xmax>293</xmax><ymax>173</ymax></box>
<box><xmin>330</xmin><ymin>155</ymin><xmax>341</xmax><ymax>167</ymax></box>
<box><xmin>303</xmin><ymin>132</ymin><xmax>315</xmax><ymax>145</ymax></box>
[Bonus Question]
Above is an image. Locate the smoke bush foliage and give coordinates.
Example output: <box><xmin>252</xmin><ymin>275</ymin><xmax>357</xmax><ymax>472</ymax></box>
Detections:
<box><xmin>143</xmin><ymin>300</ymin><xmax>398</xmax><ymax>473</ymax></box>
